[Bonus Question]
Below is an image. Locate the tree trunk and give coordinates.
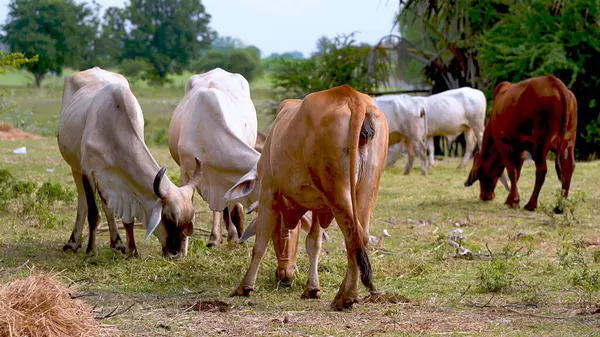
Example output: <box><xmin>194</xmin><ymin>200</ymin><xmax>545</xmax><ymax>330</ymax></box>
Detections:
<box><xmin>34</xmin><ymin>73</ymin><xmax>46</xmax><ymax>88</ymax></box>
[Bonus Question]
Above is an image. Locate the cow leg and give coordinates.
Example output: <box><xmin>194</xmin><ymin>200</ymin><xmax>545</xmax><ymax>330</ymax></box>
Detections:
<box><xmin>385</xmin><ymin>142</ymin><xmax>401</xmax><ymax>166</ymax></box>
<box><xmin>408</xmin><ymin>133</ymin><xmax>428</xmax><ymax>176</ymax></box>
<box><xmin>416</xmin><ymin>139</ymin><xmax>428</xmax><ymax>176</ymax></box>
<box><xmin>553</xmin><ymin>146</ymin><xmax>576</xmax><ymax>214</ymax></box>
<box><xmin>97</xmin><ymin>189</ymin><xmax>126</xmax><ymax>254</ymax></box>
<box><xmin>458</xmin><ymin>129</ymin><xmax>476</xmax><ymax>168</ymax></box>
<box><xmin>524</xmin><ymin>148</ymin><xmax>549</xmax><ymax>211</ymax></box>
<box><xmin>207</xmin><ymin>211</ymin><xmax>223</xmax><ymax>247</ymax></box>
<box><xmin>427</xmin><ymin>137</ymin><xmax>435</xmax><ymax>168</ymax></box>
<box><xmin>81</xmin><ymin>174</ymin><xmax>100</xmax><ymax>255</ymax></box>
<box><xmin>123</xmin><ymin>222</ymin><xmax>138</xmax><ymax>257</ymax></box>
<box><xmin>504</xmin><ymin>152</ymin><xmax>526</xmax><ymax>209</ymax></box>
<box><xmin>224</xmin><ymin>203</ymin><xmax>245</xmax><ymax>243</ymax></box>
<box><xmin>63</xmin><ymin>169</ymin><xmax>87</xmax><ymax>253</ymax></box>
<box><xmin>331</xmin><ymin>210</ymin><xmax>366</xmax><ymax>310</ymax></box>
<box><xmin>231</xmin><ymin>207</ymin><xmax>279</xmax><ymax>297</ymax></box>
<box><xmin>403</xmin><ymin>142</ymin><xmax>416</xmax><ymax>175</ymax></box>
<box><xmin>302</xmin><ymin>212</ymin><xmax>331</xmax><ymax>299</ymax></box>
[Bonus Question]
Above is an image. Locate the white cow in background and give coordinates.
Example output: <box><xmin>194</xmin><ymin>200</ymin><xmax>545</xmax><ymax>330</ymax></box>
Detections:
<box><xmin>373</xmin><ymin>94</ymin><xmax>428</xmax><ymax>175</ymax></box>
<box><xmin>421</xmin><ymin>87</ymin><xmax>486</xmax><ymax>168</ymax></box>
<box><xmin>380</xmin><ymin>88</ymin><xmax>486</xmax><ymax>171</ymax></box>
<box><xmin>168</xmin><ymin>68</ymin><xmax>260</xmax><ymax>247</ymax></box>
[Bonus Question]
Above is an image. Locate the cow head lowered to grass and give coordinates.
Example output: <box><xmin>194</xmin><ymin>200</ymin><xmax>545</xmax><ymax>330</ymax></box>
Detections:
<box><xmin>465</xmin><ymin>75</ymin><xmax>577</xmax><ymax>213</ymax></box>
<box><xmin>58</xmin><ymin>67</ymin><xmax>201</xmax><ymax>258</ymax></box>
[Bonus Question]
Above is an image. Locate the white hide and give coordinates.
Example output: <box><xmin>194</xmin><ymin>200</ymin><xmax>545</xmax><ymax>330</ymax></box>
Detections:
<box><xmin>168</xmin><ymin>68</ymin><xmax>260</xmax><ymax>211</ymax></box>
<box><xmin>373</xmin><ymin>94</ymin><xmax>426</xmax><ymax>143</ymax></box>
<box><xmin>421</xmin><ymin>87</ymin><xmax>486</xmax><ymax>144</ymax></box>
<box><xmin>58</xmin><ymin>67</ymin><xmax>172</xmax><ymax>232</ymax></box>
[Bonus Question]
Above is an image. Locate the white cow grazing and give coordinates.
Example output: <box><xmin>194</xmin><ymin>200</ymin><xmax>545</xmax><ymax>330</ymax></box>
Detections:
<box><xmin>58</xmin><ymin>67</ymin><xmax>201</xmax><ymax>257</ymax></box>
<box><xmin>421</xmin><ymin>87</ymin><xmax>486</xmax><ymax>168</ymax></box>
<box><xmin>373</xmin><ymin>94</ymin><xmax>428</xmax><ymax>175</ymax></box>
<box><xmin>168</xmin><ymin>68</ymin><xmax>260</xmax><ymax>247</ymax></box>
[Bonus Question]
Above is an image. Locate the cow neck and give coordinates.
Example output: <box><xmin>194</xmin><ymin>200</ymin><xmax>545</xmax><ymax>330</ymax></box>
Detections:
<box><xmin>122</xmin><ymin>136</ymin><xmax>177</xmax><ymax>204</ymax></box>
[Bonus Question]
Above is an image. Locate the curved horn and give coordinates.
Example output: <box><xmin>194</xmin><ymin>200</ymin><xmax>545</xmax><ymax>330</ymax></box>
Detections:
<box><xmin>246</xmin><ymin>200</ymin><xmax>259</xmax><ymax>214</ymax></box>
<box><xmin>153</xmin><ymin>166</ymin><xmax>167</xmax><ymax>199</ymax></box>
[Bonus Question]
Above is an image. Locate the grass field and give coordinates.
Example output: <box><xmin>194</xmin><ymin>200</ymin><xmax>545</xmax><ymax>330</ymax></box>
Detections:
<box><xmin>1</xmin><ymin>71</ymin><xmax>600</xmax><ymax>336</ymax></box>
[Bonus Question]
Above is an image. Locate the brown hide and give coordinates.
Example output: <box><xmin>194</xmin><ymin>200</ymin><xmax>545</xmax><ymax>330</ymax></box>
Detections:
<box><xmin>465</xmin><ymin>75</ymin><xmax>577</xmax><ymax>212</ymax></box>
<box><xmin>228</xmin><ymin>85</ymin><xmax>389</xmax><ymax>310</ymax></box>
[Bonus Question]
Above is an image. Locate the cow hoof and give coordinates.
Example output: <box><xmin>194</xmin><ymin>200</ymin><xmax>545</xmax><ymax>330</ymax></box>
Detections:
<box><xmin>301</xmin><ymin>287</ymin><xmax>322</xmax><ymax>299</ymax></box>
<box><xmin>230</xmin><ymin>286</ymin><xmax>253</xmax><ymax>297</ymax></box>
<box><xmin>504</xmin><ymin>198</ymin><xmax>520</xmax><ymax>209</ymax></box>
<box><xmin>62</xmin><ymin>243</ymin><xmax>79</xmax><ymax>253</ymax></box>
<box><xmin>111</xmin><ymin>240</ymin><xmax>127</xmax><ymax>255</ymax></box>
<box><xmin>127</xmin><ymin>249</ymin><xmax>139</xmax><ymax>258</ymax></box>
<box><xmin>524</xmin><ymin>202</ymin><xmax>537</xmax><ymax>212</ymax></box>
<box><xmin>553</xmin><ymin>206</ymin><xmax>564</xmax><ymax>214</ymax></box>
<box><xmin>331</xmin><ymin>296</ymin><xmax>358</xmax><ymax>311</ymax></box>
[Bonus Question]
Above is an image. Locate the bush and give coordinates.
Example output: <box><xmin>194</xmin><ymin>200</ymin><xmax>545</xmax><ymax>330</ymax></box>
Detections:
<box><xmin>476</xmin><ymin>257</ymin><xmax>517</xmax><ymax>293</ymax></box>
<box><xmin>268</xmin><ymin>32</ymin><xmax>390</xmax><ymax>114</ymax></box>
<box><xmin>119</xmin><ymin>58</ymin><xmax>152</xmax><ymax>83</ymax></box>
<box><xmin>0</xmin><ymin>171</ymin><xmax>75</xmax><ymax>228</ymax></box>
<box><xmin>190</xmin><ymin>46</ymin><xmax>263</xmax><ymax>82</ymax></box>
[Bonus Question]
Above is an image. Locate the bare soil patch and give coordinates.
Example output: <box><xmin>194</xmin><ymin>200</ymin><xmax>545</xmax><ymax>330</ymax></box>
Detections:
<box><xmin>186</xmin><ymin>299</ymin><xmax>232</xmax><ymax>313</ymax></box>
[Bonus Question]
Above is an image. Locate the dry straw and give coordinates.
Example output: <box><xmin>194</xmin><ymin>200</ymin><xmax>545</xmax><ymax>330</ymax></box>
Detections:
<box><xmin>0</xmin><ymin>272</ymin><xmax>101</xmax><ymax>337</ymax></box>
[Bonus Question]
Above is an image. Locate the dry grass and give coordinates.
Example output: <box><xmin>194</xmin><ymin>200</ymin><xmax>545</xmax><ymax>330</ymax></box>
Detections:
<box><xmin>0</xmin><ymin>272</ymin><xmax>102</xmax><ymax>337</ymax></box>
<box><xmin>0</xmin><ymin>122</ymin><xmax>42</xmax><ymax>141</ymax></box>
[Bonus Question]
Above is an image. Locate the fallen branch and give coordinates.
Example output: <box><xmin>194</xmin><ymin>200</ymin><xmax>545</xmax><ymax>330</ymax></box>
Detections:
<box><xmin>0</xmin><ymin>260</ymin><xmax>30</xmax><ymax>276</ymax></box>
<box><xmin>94</xmin><ymin>303</ymin><xmax>136</xmax><ymax>320</ymax></box>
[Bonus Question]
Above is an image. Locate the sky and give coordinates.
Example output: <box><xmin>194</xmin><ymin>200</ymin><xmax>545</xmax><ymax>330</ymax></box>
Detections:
<box><xmin>0</xmin><ymin>0</ymin><xmax>399</xmax><ymax>57</ymax></box>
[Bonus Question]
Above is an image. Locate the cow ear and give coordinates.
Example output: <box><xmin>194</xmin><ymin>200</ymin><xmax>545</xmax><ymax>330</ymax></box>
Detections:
<box><xmin>145</xmin><ymin>200</ymin><xmax>163</xmax><ymax>241</ymax></box>
<box><xmin>224</xmin><ymin>166</ymin><xmax>258</xmax><ymax>202</ymax></box>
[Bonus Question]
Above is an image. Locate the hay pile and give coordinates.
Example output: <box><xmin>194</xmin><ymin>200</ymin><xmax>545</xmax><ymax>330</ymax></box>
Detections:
<box><xmin>0</xmin><ymin>122</ymin><xmax>41</xmax><ymax>141</ymax></box>
<box><xmin>0</xmin><ymin>273</ymin><xmax>101</xmax><ymax>337</ymax></box>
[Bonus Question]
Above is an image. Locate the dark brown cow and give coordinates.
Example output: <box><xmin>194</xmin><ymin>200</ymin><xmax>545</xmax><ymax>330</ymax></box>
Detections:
<box><xmin>465</xmin><ymin>75</ymin><xmax>577</xmax><ymax>212</ymax></box>
<box><xmin>224</xmin><ymin>85</ymin><xmax>388</xmax><ymax>310</ymax></box>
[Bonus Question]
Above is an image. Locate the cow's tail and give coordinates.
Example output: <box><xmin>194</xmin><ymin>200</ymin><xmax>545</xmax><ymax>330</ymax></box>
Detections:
<box><xmin>348</xmin><ymin>98</ymin><xmax>375</xmax><ymax>292</ymax></box>
<box><xmin>557</xmin><ymin>82</ymin><xmax>577</xmax><ymax>144</ymax></box>
<box><xmin>421</xmin><ymin>104</ymin><xmax>428</xmax><ymax>155</ymax></box>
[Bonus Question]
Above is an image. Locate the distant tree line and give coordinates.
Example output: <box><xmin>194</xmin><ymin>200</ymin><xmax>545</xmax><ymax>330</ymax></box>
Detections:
<box><xmin>0</xmin><ymin>0</ymin><xmax>268</xmax><ymax>86</ymax></box>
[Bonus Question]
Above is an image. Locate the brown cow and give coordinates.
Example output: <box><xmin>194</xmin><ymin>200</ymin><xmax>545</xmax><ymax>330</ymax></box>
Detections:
<box><xmin>223</xmin><ymin>85</ymin><xmax>388</xmax><ymax>310</ymax></box>
<box><xmin>465</xmin><ymin>75</ymin><xmax>577</xmax><ymax>213</ymax></box>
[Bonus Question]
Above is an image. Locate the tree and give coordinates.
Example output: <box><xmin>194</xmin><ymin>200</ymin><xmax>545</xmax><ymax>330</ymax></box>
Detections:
<box><xmin>480</xmin><ymin>0</ymin><xmax>600</xmax><ymax>159</ymax></box>
<box><xmin>2</xmin><ymin>0</ymin><xmax>98</xmax><ymax>87</ymax></box>
<box><xmin>124</xmin><ymin>0</ymin><xmax>213</xmax><ymax>84</ymax></box>
<box><xmin>0</xmin><ymin>51</ymin><xmax>36</xmax><ymax>74</ymax></box>
<box><xmin>211</xmin><ymin>35</ymin><xmax>244</xmax><ymax>51</ymax></box>
<box><xmin>90</xmin><ymin>6</ymin><xmax>128</xmax><ymax>67</ymax></box>
<box><xmin>190</xmin><ymin>46</ymin><xmax>263</xmax><ymax>82</ymax></box>
<box><xmin>269</xmin><ymin>32</ymin><xmax>389</xmax><ymax>112</ymax></box>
